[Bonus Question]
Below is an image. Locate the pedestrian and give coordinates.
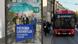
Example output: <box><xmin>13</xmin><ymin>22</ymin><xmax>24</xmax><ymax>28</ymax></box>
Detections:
<box><xmin>43</xmin><ymin>22</ymin><xmax>47</xmax><ymax>36</ymax></box>
<box><xmin>31</xmin><ymin>16</ymin><xmax>37</xmax><ymax>29</ymax></box>
<box><xmin>20</xmin><ymin>16</ymin><xmax>23</xmax><ymax>24</ymax></box>
<box><xmin>16</xmin><ymin>16</ymin><xmax>20</xmax><ymax>24</ymax></box>
<box><xmin>12</xmin><ymin>16</ymin><xmax>17</xmax><ymax>25</ymax></box>
<box><xmin>22</xmin><ymin>14</ymin><xmax>29</xmax><ymax>24</ymax></box>
<box><xmin>19</xmin><ymin>16</ymin><xmax>22</xmax><ymax>24</ymax></box>
<box><xmin>31</xmin><ymin>15</ymin><xmax>37</xmax><ymax>41</ymax></box>
<box><xmin>43</xmin><ymin>20</ymin><xmax>46</xmax><ymax>34</ymax></box>
<box><xmin>22</xmin><ymin>15</ymin><xmax>25</xmax><ymax>24</ymax></box>
<box><xmin>12</xmin><ymin>15</ymin><xmax>19</xmax><ymax>25</ymax></box>
<box><xmin>26</xmin><ymin>17</ymin><xmax>29</xmax><ymax>24</ymax></box>
<box><xmin>46</xmin><ymin>21</ymin><xmax>50</xmax><ymax>35</ymax></box>
<box><xmin>45</xmin><ymin>21</ymin><xmax>53</xmax><ymax>36</ymax></box>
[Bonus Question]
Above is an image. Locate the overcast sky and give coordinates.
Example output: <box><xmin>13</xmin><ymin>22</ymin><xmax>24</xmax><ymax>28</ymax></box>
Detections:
<box><xmin>57</xmin><ymin>0</ymin><xmax>78</xmax><ymax>11</ymax></box>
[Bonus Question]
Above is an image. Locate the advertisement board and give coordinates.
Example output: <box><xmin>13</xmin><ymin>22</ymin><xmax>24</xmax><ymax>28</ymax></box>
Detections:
<box><xmin>6</xmin><ymin>0</ymin><xmax>41</xmax><ymax>44</ymax></box>
<box><xmin>16</xmin><ymin>24</ymin><xmax>34</xmax><ymax>42</ymax></box>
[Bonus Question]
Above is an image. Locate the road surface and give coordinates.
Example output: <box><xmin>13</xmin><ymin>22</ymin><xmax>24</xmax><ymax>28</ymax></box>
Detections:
<box><xmin>43</xmin><ymin>29</ymin><xmax>78</xmax><ymax>44</ymax></box>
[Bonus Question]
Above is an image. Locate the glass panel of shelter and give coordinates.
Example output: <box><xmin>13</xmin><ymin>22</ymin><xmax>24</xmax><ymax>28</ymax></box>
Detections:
<box><xmin>6</xmin><ymin>0</ymin><xmax>42</xmax><ymax>44</ymax></box>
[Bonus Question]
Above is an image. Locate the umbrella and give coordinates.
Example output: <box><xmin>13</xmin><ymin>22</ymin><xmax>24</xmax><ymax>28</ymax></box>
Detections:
<box><xmin>9</xmin><ymin>3</ymin><xmax>33</xmax><ymax>13</ymax></box>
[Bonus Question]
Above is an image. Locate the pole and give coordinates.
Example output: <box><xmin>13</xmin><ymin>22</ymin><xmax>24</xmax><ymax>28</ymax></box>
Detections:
<box><xmin>50</xmin><ymin>0</ymin><xmax>55</xmax><ymax>28</ymax></box>
<box><xmin>53</xmin><ymin>0</ymin><xmax>55</xmax><ymax>14</ymax></box>
<box><xmin>5</xmin><ymin>0</ymin><xmax>8</xmax><ymax>44</ymax></box>
<box><xmin>41</xmin><ymin>0</ymin><xmax>43</xmax><ymax>44</ymax></box>
<box><xmin>50</xmin><ymin>0</ymin><xmax>55</xmax><ymax>22</ymax></box>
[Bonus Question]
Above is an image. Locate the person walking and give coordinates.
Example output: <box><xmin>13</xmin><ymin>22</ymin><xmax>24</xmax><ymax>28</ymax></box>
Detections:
<box><xmin>44</xmin><ymin>21</ymin><xmax>53</xmax><ymax>36</ymax></box>
<box><xmin>46</xmin><ymin>21</ymin><xmax>50</xmax><ymax>35</ymax></box>
<box><xmin>43</xmin><ymin>20</ymin><xmax>47</xmax><ymax>36</ymax></box>
<box><xmin>43</xmin><ymin>22</ymin><xmax>47</xmax><ymax>36</ymax></box>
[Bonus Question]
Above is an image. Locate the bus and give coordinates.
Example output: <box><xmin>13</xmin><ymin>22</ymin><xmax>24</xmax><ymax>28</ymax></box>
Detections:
<box><xmin>53</xmin><ymin>9</ymin><xmax>75</xmax><ymax>36</ymax></box>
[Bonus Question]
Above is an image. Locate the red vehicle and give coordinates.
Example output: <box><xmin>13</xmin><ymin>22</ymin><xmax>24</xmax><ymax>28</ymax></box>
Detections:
<box><xmin>53</xmin><ymin>9</ymin><xmax>75</xmax><ymax>36</ymax></box>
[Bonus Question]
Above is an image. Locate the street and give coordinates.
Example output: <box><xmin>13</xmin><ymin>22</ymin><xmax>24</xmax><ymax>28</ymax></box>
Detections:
<box><xmin>43</xmin><ymin>29</ymin><xmax>78</xmax><ymax>44</ymax></box>
<box><xmin>1</xmin><ymin>27</ymin><xmax>78</xmax><ymax>44</ymax></box>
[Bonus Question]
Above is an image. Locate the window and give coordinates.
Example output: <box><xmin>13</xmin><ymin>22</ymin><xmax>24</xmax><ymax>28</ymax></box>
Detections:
<box><xmin>12</xmin><ymin>0</ymin><xmax>16</xmax><ymax>2</ymax></box>
<box><xmin>54</xmin><ymin>14</ymin><xmax>75</xmax><ymax>29</ymax></box>
<box><xmin>17</xmin><ymin>0</ymin><xmax>22</xmax><ymax>3</ymax></box>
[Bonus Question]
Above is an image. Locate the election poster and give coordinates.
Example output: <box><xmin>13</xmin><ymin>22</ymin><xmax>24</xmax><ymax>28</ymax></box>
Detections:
<box><xmin>6</xmin><ymin>0</ymin><xmax>41</xmax><ymax>44</ymax></box>
<box><xmin>16</xmin><ymin>24</ymin><xmax>34</xmax><ymax>42</ymax></box>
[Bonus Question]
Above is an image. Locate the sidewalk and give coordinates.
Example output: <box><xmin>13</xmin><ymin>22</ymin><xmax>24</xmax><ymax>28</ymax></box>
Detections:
<box><xmin>12</xmin><ymin>40</ymin><xmax>41</xmax><ymax>44</ymax></box>
<box><xmin>0</xmin><ymin>37</ymin><xmax>5</xmax><ymax>44</ymax></box>
<box><xmin>43</xmin><ymin>34</ymin><xmax>52</xmax><ymax>44</ymax></box>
